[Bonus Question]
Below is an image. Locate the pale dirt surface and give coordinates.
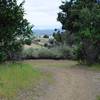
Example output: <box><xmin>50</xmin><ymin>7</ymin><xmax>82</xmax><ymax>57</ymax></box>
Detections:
<box><xmin>15</xmin><ymin>65</ymin><xmax>100</xmax><ymax>100</ymax></box>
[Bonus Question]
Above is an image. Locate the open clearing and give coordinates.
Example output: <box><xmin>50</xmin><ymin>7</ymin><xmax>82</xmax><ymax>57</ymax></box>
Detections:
<box><xmin>0</xmin><ymin>60</ymin><xmax>100</xmax><ymax>100</ymax></box>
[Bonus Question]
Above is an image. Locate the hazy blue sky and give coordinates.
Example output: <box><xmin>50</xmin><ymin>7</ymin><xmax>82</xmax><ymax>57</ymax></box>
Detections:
<box><xmin>18</xmin><ymin>0</ymin><xmax>62</xmax><ymax>29</ymax></box>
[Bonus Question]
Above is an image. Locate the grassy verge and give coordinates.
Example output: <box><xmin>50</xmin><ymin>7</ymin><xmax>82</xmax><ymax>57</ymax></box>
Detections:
<box><xmin>97</xmin><ymin>96</ymin><xmax>100</xmax><ymax>100</ymax></box>
<box><xmin>25</xmin><ymin>60</ymin><xmax>77</xmax><ymax>68</ymax></box>
<box><xmin>0</xmin><ymin>62</ymin><xmax>48</xmax><ymax>99</ymax></box>
<box><xmin>88</xmin><ymin>64</ymin><xmax>100</xmax><ymax>71</ymax></box>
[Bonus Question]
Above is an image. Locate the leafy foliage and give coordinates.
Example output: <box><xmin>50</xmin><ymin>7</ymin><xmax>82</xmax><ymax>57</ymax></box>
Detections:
<box><xmin>43</xmin><ymin>34</ymin><xmax>49</xmax><ymax>38</ymax></box>
<box><xmin>0</xmin><ymin>50</ymin><xmax>7</xmax><ymax>62</ymax></box>
<box><xmin>0</xmin><ymin>0</ymin><xmax>33</xmax><ymax>61</ymax></box>
<box><xmin>58</xmin><ymin>0</ymin><xmax>100</xmax><ymax>64</ymax></box>
<box><xmin>53</xmin><ymin>29</ymin><xmax>63</xmax><ymax>43</ymax></box>
<box><xmin>22</xmin><ymin>45</ymin><xmax>76</xmax><ymax>60</ymax></box>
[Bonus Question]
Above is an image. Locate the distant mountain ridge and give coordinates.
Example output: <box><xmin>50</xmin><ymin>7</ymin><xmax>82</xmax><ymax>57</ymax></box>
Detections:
<box><xmin>33</xmin><ymin>29</ymin><xmax>54</xmax><ymax>36</ymax></box>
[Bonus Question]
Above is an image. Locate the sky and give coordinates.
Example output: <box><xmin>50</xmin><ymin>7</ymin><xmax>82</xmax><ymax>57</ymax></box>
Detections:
<box><xmin>18</xmin><ymin>0</ymin><xmax>62</xmax><ymax>29</ymax></box>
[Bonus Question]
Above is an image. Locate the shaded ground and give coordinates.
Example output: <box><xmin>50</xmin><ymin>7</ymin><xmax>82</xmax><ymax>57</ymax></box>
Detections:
<box><xmin>15</xmin><ymin>60</ymin><xmax>100</xmax><ymax>100</ymax></box>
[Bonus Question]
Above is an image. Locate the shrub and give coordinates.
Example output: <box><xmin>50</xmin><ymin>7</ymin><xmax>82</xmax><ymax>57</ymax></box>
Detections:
<box><xmin>0</xmin><ymin>0</ymin><xmax>33</xmax><ymax>62</ymax></box>
<box><xmin>57</xmin><ymin>0</ymin><xmax>100</xmax><ymax>64</ymax></box>
<box><xmin>24</xmin><ymin>39</ymin><xmax>32</xmax><ymax>45</ymax></box>
<box><xmin>22</xmin><ymin>45</ymin><xmax>76</xmax><ymax>60</ymax></box>
<box><xmin>0</xmin><ymin>51</ymin><xmax>7</xmax><ymax>62</ymax></box>
<box><xmin>43</xmin><ymin>35</ymin><xmax>49</xmax><ymax>38</ymax></box>
<box><xmin>60</xmin><ymin>45</ymin><xmax>76</xmax><ymax>59</ymax></box>
<box><xmin>38</xmin><ymin>48</ymin><xmax>54</xmax><ymax>58</ymax></box>
<box><xmin>22</xmin><ymin>48</ymin><xmax>39</xmax><ymax>59</ymax></box>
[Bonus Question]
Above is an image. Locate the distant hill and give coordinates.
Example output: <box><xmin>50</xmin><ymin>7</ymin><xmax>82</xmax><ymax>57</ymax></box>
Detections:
<box><xmin>33</xmin><ymin>29</ymin><xmax>54</xmax><ymax>36</ymax></box>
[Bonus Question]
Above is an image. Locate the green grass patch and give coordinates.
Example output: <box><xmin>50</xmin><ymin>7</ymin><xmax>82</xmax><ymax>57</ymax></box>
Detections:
<box><xmin>97</xmin><ymin>96</ymin><xmax>100</xmax><ymax>100</ymax></box>
<box><xmin>0</xmin><ymin>62</ymin><xmax>45</xmax><ymax>99</ymax></box>
<box><xmin>88</xmin><ymin>64</ymin><xmax>100</xmax><ymax>71</ymax></box>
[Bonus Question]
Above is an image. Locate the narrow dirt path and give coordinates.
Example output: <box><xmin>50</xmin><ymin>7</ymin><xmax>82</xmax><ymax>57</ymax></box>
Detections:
<box><xmin>35</xmin><ymin>67</ymin><xmax>100</xmax><ymax>100</ymax></box>
<box><xmin>16</xmin><ymin>65</ymin><xmax>100</xmax><ymax>100</ymax></box>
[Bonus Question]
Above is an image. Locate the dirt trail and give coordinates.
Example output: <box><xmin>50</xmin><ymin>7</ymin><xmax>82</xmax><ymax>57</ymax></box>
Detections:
<box><xmin>16</xmin><ymin>66</ymin><xmax>100</xmax><ymax>100</ymax></box>
<box><xmin>36</xmin><ymin>67</ymin><xmax>100</xmax><ymax>100</ymax></box>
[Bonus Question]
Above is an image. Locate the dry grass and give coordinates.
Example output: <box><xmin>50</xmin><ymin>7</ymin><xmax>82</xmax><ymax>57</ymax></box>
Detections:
<box><xmin>25</xmin><ymin>60</ymin><xmax>77</xmax><ymax>68</ymax></box>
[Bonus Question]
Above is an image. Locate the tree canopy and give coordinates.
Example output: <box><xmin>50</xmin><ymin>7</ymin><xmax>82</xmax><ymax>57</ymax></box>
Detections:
<box><xmin>58</xmin><ymin>0</ymin><xmax>100</xmax><ymax>64</ymax></box>
<box><xmin>0</xmin><ymin>0</ymin><xmax>33</xmax><ymax>61</ymax></box>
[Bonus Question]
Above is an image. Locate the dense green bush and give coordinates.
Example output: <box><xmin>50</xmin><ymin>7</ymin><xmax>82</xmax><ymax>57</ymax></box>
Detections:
<box><xmin>0</xmin><ymin>51</ymin><xmax>7</xmax><ymax>62</ymax></box>
<box><xmin>22</xmin><ymin>45</ymin><xmax>76</xmax><ymax>59</ymax></box>
<box><xmin>24</xmin><ymin>39</ymin><xmax>32</xmax><ymax>45</ymax></box>
<box><xmin>43</xmin><ymin>35</ymin><xmax>49</xmax><ymax>38</ymax></box>
<box><xmin>22</xmin><ymin>47</ymin><xmax>56</xmax><ymax>59</ymax></box>
<box><xmin>57</xmin><ymin>0</ymin><xmax>100</xmax><ymax>64</ymax></box>
<box><xmin>60</xmin><ymin>45</ymin><xmax>76</xmax><ymax>59</ymax></box>
<box><xmin>22</xmin><ymin>48</ymin><xmax>39</xmax><ymax>59</ymax></box>
<box><xmin>0</xmin><ymin>0</ymin><xmax>33</xmax><ymax>62</ymax></box>
<box><xmin>38</xmin><ymin>48</ymin><xmax>55</xmax><ymax>58</ymax></box>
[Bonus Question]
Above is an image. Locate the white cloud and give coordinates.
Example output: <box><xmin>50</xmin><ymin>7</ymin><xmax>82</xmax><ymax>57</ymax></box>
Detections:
<box><xmin>18</xmin><ymin>0</ymin><xmax>62</xmax><ymax>29</ymax></box>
